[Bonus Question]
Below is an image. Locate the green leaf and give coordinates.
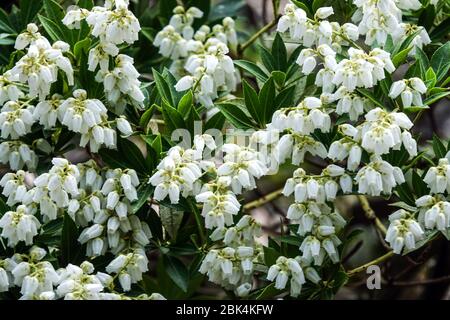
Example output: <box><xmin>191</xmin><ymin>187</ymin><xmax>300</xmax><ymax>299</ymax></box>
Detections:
<box><xmin>424</xmin><ymin>90</ymin><xmax>450</xmax><ymax>105</ymax></box>
<box><xmin>161</xmin><ymin>99</ymin><xmax>186</xmax><ymax>133</ymax></box>
<box><xmin>139</xmin><ymin>104</ymin><xmax>156</xmax><ymax>132</ymax></box>
<box><xmin>177</xmin><ymin>90</ymin><xmax>193</xmax><ymax>118</ymax></box>
<box><xmin>0</xmin><ymin>9</ymin><xmax>15</xmax><ymax>34</ymax></box>
<box><xmin>160</xmin><ymin>206</ymin><xmax>184</xmax><ymax>239</ymax></box>
<box><xmin>431</xmin><ymin>42</ymin><xmax>450</xmax><ymax>83</ymax></box>
<box><xmin>61</xmin><ymin>212</ymin><xmax>80</xmax><ymax>265</ymax></box>
<box><xmin>272</xmin><ymin>33</ymin><xmax>287</xmax><ymax>71</ymax></box>
<box><xmin>415</xmin><ymin>47</ymin><xmax>430</xmax><ymax>79</ymax></box>
<box><xmin>255</xmin><ymin>283</ymin><xmax>284</xmax><ymax>300</ymax></box>
<box><xmin>312</xmin><ymin>0</ymin><xmax>326</xmax><ymax>12</ymax></box>
<box><xmin>392</xmin><ymin>46</ymin><xmax>412</xmax><ymax>67</ymax></box>
<box><xmin>418</xmin><ymin>4</ymin><xmax>435</xmax><ymax>30</ymax></box>
<box><xmin>411</xmin><ymin>170</ymin><xmax>429</xmax><ymax>197</ymax></box>
<box><xmin>276</xmin><ymin>235</ymin><xmax>302</xmax><ymax>246</ymax></box>
<box><xmin>430</xmin><ymin>17</ymin><xmax>450</xmax><ymax>42</ymax></box>
<box><xmin>432</xmin><ymin>134</ymin><xmax>447</xmax><ymax>159</ymax></box>
<box><xmin>291</xmin><ymin>0</ymin><xmax>312</xmax><ymax>17</ymax></box>
<box><xmin>77</xmin><ymin>0</ymin><xmax>94</xmax><ymax>10</ymax></box>
<box><xmin>0</xmin><ymin>197</ymin><xmax>9</xmax><ymax>216</ymax></box>
<box><xmin>259</xmin><ymin>45</ymin><xmax>275</xmax><ymax>72</ymax></box>
<box><xmin>395</xmin><ymin>183</ymin><xmax>416</xmax><ymax>206</ymax></box>
<box><xmin>73</xmin><ymin>38</ymin><xmax>91</xmax><ymax>60</ymax></box>
<box><xmin>132</xmin><ymin>183</ymin><xmax>154</xmax><ymax>214</ymax></box>
<box><xmin>356</xmin><ymin>88</ymin><xmax>385</xmax><ymax>109</ymax></box>
<box><xmin>259</xmin><ymin>77</ymin><xmax>276</xmax><ymax>124</ymax></box>
<box><xmin>242</xmin><ymin>79</ymin><xmax>261</xmax><ymax>124</ymax></box>
<box><xmin>162</xmin><ymin>255</ymin><xmax>189</xmax><ymax>292</ymax></box>
<box><xmin>216</xmin><ymin>102</ymin><xmax>256</xmax><ymax>129</ymax></box>
<box><xmin>234</xmin><ymin>60</ymin><xmax>269</xmax><ymax>82</ymax></box>
<box><xmin>263</xmin><ymin>245</ymin><xmax>281</xmax><ymax>266</ymax></box>
<box><xmin>274</xmin><ymin>85</ymin><xmax>295</xmax><ymax>109</ymax></box>
<box><xmin>389</xmin><ymin>201</ymin><xmax>417</xmax><ymax>212</ymax></box>
<box><xmin>20</xmin><ymin>0</ymin><xmax>43</xmax><ymax>28</ymax></box>
<box><xmin>152</xmin><ymin>69</ymin><xmax>174</xmax><ymax>106</ymax></box>
<box><xmin>271</xmin><ymin>70</ymin><xmax>286</xmax><ymax>88</ymax></box>
<box><xmin>43</xmin><ymin>0</ymin><xmax>64</xmax><ymax>20</ymax></box>
<box><xmin>38</xmin><ymin>14</ymin><xmax>65</xmax><ymax>43</ymax></box>
<box><xmin>204</xmin><ymin>111</ymin><xmax>225</xmax><ymax>131</ymax></box>
<box><xmin>119</xmin><ymin>138</ymin><xmax>149</xmax><ymax>172</ymax></box>
<box><xmin>404</xmin><ymin>105</ymin><xmax>429</xmax><ymax>113</ymax></box>
<box><xmin>425</xmin><ymin>67</ymin><xmax>437</xmax><ymax>89</ymax></box>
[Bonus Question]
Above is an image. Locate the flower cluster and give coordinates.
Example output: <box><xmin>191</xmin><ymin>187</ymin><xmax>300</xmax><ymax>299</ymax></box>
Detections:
<box><xmin>63</xmin><ymin>0</ymin><xmax>144</xmax><ymax>110</ymax></box>
<box><xmin>385</xmin><ymin>209</ymin><xmax>424</xmax><ymax>254</ymax></box>
<box><xmin>267</xmin><ymin>256</ymin><xmax>321</xmax><ymax>297</ymax></box>
<box><xmin>353</xmin><ymin>0</ymin><xmax>429</xmax><ymax>50</ymax></box>
<box><xmin>154</xmin><ymin>6</ymin><xmax>239</xmax><ymax>107</ymax></box>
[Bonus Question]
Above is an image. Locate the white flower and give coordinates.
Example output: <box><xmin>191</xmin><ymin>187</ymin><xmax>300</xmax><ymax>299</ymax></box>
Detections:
<box><xmin>15</xmin><ymin>23</ymin><xmax>48</xmax><ymax>50</ymax></box>
<box><xmin>0</xmin><ymin>170</ymin><xmax>29</xmax><ymax>206</ymax></box>
<box><xmin>105</xmin><ymin>249</ymin><xmax>149</xmax><ymax>291</ymax></box>
<box><xmin>62</xmin><ymin>6</ymin><xmax>90</xmax><ymax>29</ymax></box>
<box><xmin>416</xmin><ymin>195</ymin><xmax>450</xmax><ymax>231</ymax></box>
<box><xmin>267</xmin><ymin>256</ymin><xmax>306</xmax><ymax>297</ymax></box>
<box><xmin>88</xmin><ymin>42</ymin><xmax>120</xmax><ymax>72</ymax></box>
<box><xmin>386</xmin><ymin>210</ymin><xmax>424</xmax><ymax>254</ymax></box>
<box><xmin>116</xmin><ymin>117</ymin><xmax>133</xmax><ymax>136</ymax></box>
<box><xmin>58</xmin><ymin>89</ymin><xmax>108</xmax><ymax>134</ymax></box>
<box><xmin>0</xmin><ymin>205</ymin><xmax>41</xmax><ymax>247</ymax></box>
<box><xmin>149</xmin><ymin>146</ymin><xmax>202</xmax><ymax>204</ymax></box>
<box><xmin>56</xmin><ymin>262</ymin><xmax>104</xmax><ymax>300</ymax></box>
<box><xmin>154</xmin><ymin>25</ymin><xmax>188</xmax><ymax>59</ymax></box>
<box><xmin>97</xmin><ymin>54</ymin><xmax>144</xmax><ymax>111</ymax></box>
<box><xmin>196</xmin><ymin>186</ymin><xmax>240</xmax><ymax>229</ymax></box>
<box><xmin>85</xmin><ymin>3</ymin><xmax>140</xmax><ymax>45</ymax></box>
<box><xmin>0</xmin><ymin>141</ymin><xmax>38</xmax><ymax>171</ymax></box>
<box><xmin>315</xmin><ymin>7</ymin><xmax>334</xmax><ymax>20</ymax></box>
<box><xmin>0</xmin><ymin>101</ymin><xmax>35</xmax><ymax>139</ymax></box>
<box><xmin>10</xmin><ymin>39</ymin><xmax>74</xmax><ymax>100</ymax></box>
<box><xmin>217</xmin><ymin>144</ymin><xmax>268</xmax><ymax>194</ymax></box>
<box><xmin>0</xmin><ymin>73</ymin><xmax>24</xmax><ymax>105</ymax></box>
<box><xmin>332</xmin><ymin>48</ymin><xmax>393</xmax><ymax>91</ymax></box>
<box><xmin>356</xmin><ymin>157</ymin><xmax>404</xmax><ymax>196</ymax></box>
<box><xmin>199</xmin><ymin>246</ymin><xmax>258</xmax><ymax>289</ymax></box>
<box><xmin>360</xmin><ymin>108</ymin><xmax>416</xmax><ymax>156</ymax></box>
<box><xmin>424</xmin><ymin>158</ymin><xmax>450</xmax><ymax>194</ymax></box>
<box><xmin>389</xmin><ymin>78</ymin><xmax>426</xmax><ymax>107</ymax></box>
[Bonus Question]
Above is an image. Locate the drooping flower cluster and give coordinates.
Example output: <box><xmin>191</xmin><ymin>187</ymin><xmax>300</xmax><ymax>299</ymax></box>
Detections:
<box><xmin>353</xmin><ymin>0</ymin><xmax>430</xmax><ymax>50</ymax></box>
<box><xmin>63</xmin><ymin>0</ymin><xmax>144</xmax><ymax>110</ymax></box>
<box><xmin>267</xmin><ymin>256</ymin><xmax>321</xmax><ymax>297</ymax></box>
<box><xmin>154</xmin><ymin>6</ymin><xmax>239</xmax><ymax>107</ymax></box>
<box><xmin>385</xmin><ymin>209</ymin><xmax>424</xmax><ymax>254</ymax></box>
<box><xmin>282</xmin><ymin>166</ymin><xmax>347</xmax><ymax>264</ymax></box>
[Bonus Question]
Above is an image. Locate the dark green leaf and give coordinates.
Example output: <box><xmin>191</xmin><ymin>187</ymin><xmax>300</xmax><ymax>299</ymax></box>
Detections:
<box><xmin>153</xmin><ymin>69</ymin><xmax>174</xmax><ymax>106</ymax></box>
<box><xmin>259</xmin><ymin>77</ymin><xmax>276</xmax><ymax>124</ymax></box>
<box><xmin>61</xmin><ymin>212</ymin><xmax>80</xmax><ymax>265</ymax></box>
<box><xmin>132</xmin><ymin>183</ymin><xmax>154</xmax><ymax>213</ymax></box>
<box><xmin>242</xmin><ymin>79</ymin><xmax>261</xmax><ymax>124</ymax></box>
<box><xmin>431</xmin><ymin>42</ymin><xmax>450</xmax><ymax>83</ymax></box>
<box><xmin>271</xmin><ymin>33</ymin><xmax>287</xmax><ymax>71</ymax></box>
<box><xmin>216</xmin><ymin>102</ymin><xmax>256</xmax><ymax>129</ymax></box>
<box><xmin>234</xmin><ymin>60</ymin><xmax>269</xmax><ymax>82</ymax></box>
<box><xmin>177</xmin><ymin>90</ymin><xmax>193</xmax><ymax>118</ymax></box>
<box><xmin>161</xmin><ymin>99</ymin><xmax>186</xmax><ymax>133</ymax></box>
<box><xmin>432</xmin><ymin>134</ymin><xmax>447</xmax><ymax>158</ymax></box>
<box><xmin>204</xmin><ymin>111</ymin><xmax>225</xmax><ymax>131</ymax></box>
<box><xmin>162</xmin><ymin>255</ymin><xmax>189</xmax><ymax>292</ymax></box>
